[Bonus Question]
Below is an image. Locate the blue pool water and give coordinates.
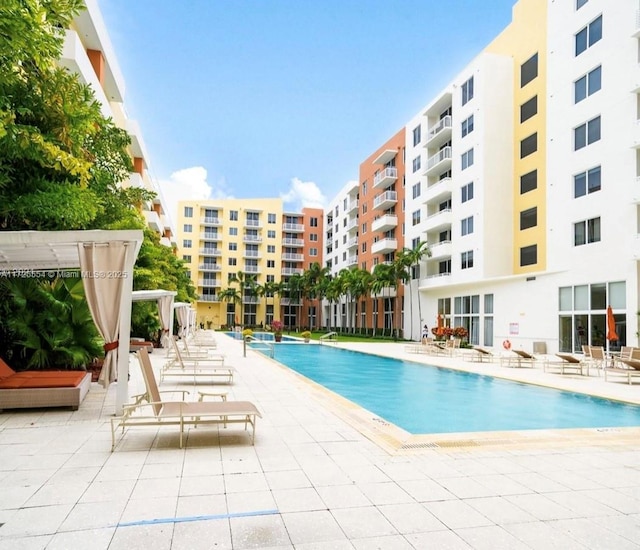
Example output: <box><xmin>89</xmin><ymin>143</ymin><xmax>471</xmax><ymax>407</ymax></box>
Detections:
<box><xmin>255</xmin><ymin>344</ymin><xmax>640</xmax><ymax>434</ymax></box>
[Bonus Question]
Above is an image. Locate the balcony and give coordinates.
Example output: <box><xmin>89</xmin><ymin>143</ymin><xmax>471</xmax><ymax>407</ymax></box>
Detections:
<box><xmin>201</xmin><ymin>216</ymin><xmax>221</xmax><ymax>226</ymax></box>
<box><xmin>198</xmin><ymin>295</ymin><xmax>220</xmax><ymax>302</ymax></box>
<box><xmin>373</xmin><ymin>190</ymin><xmax>398</xmax><ymax>211</ymax></box>
<box><xmin>243</xmin><ymin>265</ymin><xmax>259</xmax><ymax>273</ymax></box>
<box><xmin>244</xmin><ymin>219</ymin><xmax>262</xmax><ymax>229</ymax></box>
<box><xmin>419</xmin><ymin>272</ymin><xmax>452</xmax><ymax>288</ymax></box>
<box><xmin>347</xmin><ymin>200</ymin><xmax>359</xmax><ymax>213</ymax></box>
<box><xmin>425</xmin><ymin>116</ymin><xmax>452</xmax><ymax>148</ymax></box>
<box><xmin>373</xmin><ymin>167</ymin><xmax>398</xmax><ymax>190</ymax></box>
<box><xmin>199</xmin><ymin>248</ymin><xmax>222</xmax><ymax>256</ymax></box>
<box><xmin>143</xmin><ymin>210</ymin><xmax>162</xmax><ymax>233</ymax></box>
<box><xmin>243</xmin><ymin>250</ymin><xmax>261</xmax><ymax>259</ymax></box>
<box><xmin>283</xmin><ymin>223</ymin><xmax>304</xmax><ymax>232</ymax></box>
<box><xmin>200</xmin><ymin>232</ymin><xmax>221</xmax><ymax>241</ymax></box>
<box><xmin>198</xmin><ymin>263</ymin><xmax>222</xmax><ymax>271</ymax></box>
<box><xmin>198</xmin><ymin>279</ymin><xmax>221</xmax><ymax>288</ymax></box>
<box><xmin>242</xmin><ymin>296</ymin><xmax>260</xmax><ymax>304</ymax></box>
<box><xmin>123</xmin><ymin>172</ymin><xmax>144</xmax><ymax>189</ymax></box>
<box><xmin>370</xmin><ymin>260</ymin><xmax>393</xmax><ymax>273</ymax></box>
<box><xmin>633</xmin><ymin>9</ymin><xmax>640</xmax><ymax>37</ymax></box>
<box><xmin>423</xmin><ymin>177</ymin><xmax>452</xmax><ymax>205</ymax></box>
<box><xmin>347</xmin><ymin>218</ymin><xmax>359</xmax><ymax>231</ymax></box>
<box><xmin>422</xmin><ymin>208</ymin><xmax>453</xmax><ymax>233</ymax></box>
<box><xmin>282</xmin><ymin>253</ymin><xmax>304</xmax><ymax>261</ymax></box>
<box><xmin>347</xmin><ymin>255</ymin><xmax>358</xmax><ymax>267</ymax></box>
<box><xmin>371</xmin><ymin>214</ymin><xmax>398</xmax><ymax>233</ymax></box>
<box><xmin>424</xmin><ymin>146</ymin><xmax>452</xmax><ymax>176</ymax></box>
<box><xmin>280</xmin><ymin>297</ymin><xmax>302</xmax><ymax>306</ymax></box>
<box><xmin>373</xmin><ymin>149</ymin><xmax>397</xmax><ymax>166</ymax></box>
<box><xmin>371</xmin><ymin>238</ymin><xmax>398</xmax><ymax>255</ymax></box>
<box><xmin>427</xmin><ymin>240</ymin><xmax>452</xmax><ymax>260</ymax></box>
<box><xmin>347</xmin><ymin>237</ymin><xmax>358</xmax><ymax>249</ymax></box>
<box><xmin>283</xmin><ymin>237</ymin><xmax>304</xmax><ymax>247</ymax></box>
<box><xmin>281</xmin><ymin>267</ymin><xmax>304</xmax><ymax>276</ymax></box>
<box><xmin>243</xmin><ymin>235</ymin><xmax>263</xmax><ymax>243</ymax></box>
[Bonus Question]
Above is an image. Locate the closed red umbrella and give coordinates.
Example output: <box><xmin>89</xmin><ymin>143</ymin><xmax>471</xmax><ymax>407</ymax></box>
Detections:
<box><xmin>606</xmin><ymin>305</ymin><xmax>618</xmax><ymax>342</ymax></box>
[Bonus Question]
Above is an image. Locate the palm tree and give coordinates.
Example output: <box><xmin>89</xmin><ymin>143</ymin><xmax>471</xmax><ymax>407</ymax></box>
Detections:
<box><xmin>350</xmin><ymin>268</ymin><xmax>373</xmax><ymax>335</ymax></box>
<box><xmin>371</xmin><ymin>263</ymin><xmax>397</xmax><ymax>338</ymax></box>
<box><xmin>286</xmin><ymin>273</ymin><xmax>304</xmax><ymax>329</ymax></box>
<box><xmin>324</xmin><ymin>275</ymin><xmax>342</xmax><ymax>332</ymax></box>
<box><xmin>302</xmin><ymin>262</ymin><xmax>330</xmax><ymax>331</ymax></box>
<box><xmin>218</xmin><ymin>287</ymin><xmax>241</xmax><ymax>327</ymax></box>
<box><xmin>229</xmin><ymin>271</ymin><xmax>257</xmax><ymax>327</ymax></box>
<box><xmin>404</xmin><ymin>241</ymin><xmax>431</xmax><ymax>340</ymax></box>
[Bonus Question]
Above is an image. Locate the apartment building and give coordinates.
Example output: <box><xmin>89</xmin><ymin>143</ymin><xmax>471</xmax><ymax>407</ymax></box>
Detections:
<box><xmin>177</xmin><ymin>199</ymin><xmax>323</xmax><ymax>329</ymax></box>
<box><xmin>400</xmin><ymin>0</ymin><xmax>637</xmax><ymax>353</ymax></box>
<box><xmin>61</xmin><ymin>0</ymin><xmax>174</xmax><ymax>244</ymax></box>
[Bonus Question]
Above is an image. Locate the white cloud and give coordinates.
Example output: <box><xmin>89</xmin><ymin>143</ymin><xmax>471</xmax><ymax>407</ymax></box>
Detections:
<box><xmin>157</xmin><ymin>166</ymin><xmax>233</xmax><ymax>228</ymax></box>
<box><xmin>280</xmin><ymin>177</ymin><xmax>326</xmax><ymax>209</ymax></box>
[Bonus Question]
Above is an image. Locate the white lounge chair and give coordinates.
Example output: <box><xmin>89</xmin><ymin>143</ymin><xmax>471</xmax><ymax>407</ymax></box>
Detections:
<box><xmin>161</xmin><ymin>336</ymin><xmax>234</xmax><ymax>384</ymax></box>
<box><xmin>110</xmin><ymin>348</ymin><xmax>260</xmax><ymax>450</ymax></box>
<box><xmin>544</xmin><ymin>353</ymin><xmax>585</xmax><ymax>375</ymax></box>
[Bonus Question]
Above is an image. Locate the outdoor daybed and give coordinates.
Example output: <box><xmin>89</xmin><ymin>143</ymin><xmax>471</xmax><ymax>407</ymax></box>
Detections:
<box><xmin>0</xmin><ymin>358</ymin><xmax>91</xmax><ymax>412</ymax></box>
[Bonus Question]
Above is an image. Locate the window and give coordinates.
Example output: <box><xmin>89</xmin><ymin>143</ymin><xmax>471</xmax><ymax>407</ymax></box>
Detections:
<box><xmin>309</xmin><ymin>233</ymin><xmax>318</xmax><ymax>241</ymax></box>
<box><xmin>182</xmin><ymin>255</ymin><xmax>191</xmax><ymax>263</ymax></box>
<box><xmin>520</xmin><ymin>170</ymin><xmax>537</xmax><ymax>194</ymax></box>
<box><xmin>575</xmin><ymin>15</ymin><xmax>602</xmax><ymax>56</ymax></box>
<box><xmin>520</xmin><ymin>133</ymin><xmax>537</xmax><ymax>158</ymax></box>
<box><xmin>362</xmin><ymin>203</ymin><xmax>367</xmax><ymax>214</ymax></box>
<box><xmin>361</xmin><ymin>223</ymin><xmax>367</xmax><ymax>234</ymax></box>
<box><xmin>310</xmin><ymin>217</ymin><xmax>318</xmax><ymax>227</ymax></box>
<box><xmin>520</xmin><ymin>245</ymin><xmax>537</xmax><ymax>266</ymax></box>
<box><xmin>182</xmin><ymin>239</ymin><xmax>192</xmax><ymax>248</ymax></box>
<box><xmin>267</xmin><ymin>230</ymin><xmax>276</xmax><ymax>238</ymax></box>
<box><xmin>361</xmin><ymin>242</ymin><xmax>367</xmax><ymax>253</ymax></box>
<box><xmin>267</xmin><ymin>244</ymin><xmax>276</xmax><ymax>253</ymax></box>
<box><xmin>461</xmin><ymin>216</ymin><xmax>474</xmax><ymax>236</ymax></box>
<box><xmin>228</xmin><ymin>243</ymin><xmax>237</xmax><ymax>251</ymax></box>
<box><xmin>184</xmin><ymin>206</ymin><xmax>193</xmax><ymax>218</ymax></box>
<box><xmin>520</xmin><ymin>53</ymin><xmax>539</xmax><ymax>88</ymax></box>
<box><xmin>412</xmin><ymin>182</ymin><xmax>421</xmax><ymax>199</ymax></box>
<box><xmin>520</xmin><ymin>207</ymin><xmax>537</xmax><ymax>230</ymax></box>
<box><xmin>461</xmin><ymin>148</ymin><xmax>474</xmax><ymax>170</ymax></box>
<box><xmin>461</xmin><ymin>115</ymin><xmax>474</xmax><ymax>137</ymax></box>
<box><xmin>577</xmin><ymin>0</ymin><xmax>588</xmax><ymax>8</ymax></box>
<box><xmin>228</xmin><ymin>258</ymin><xmax>237</xmax><ymax>266</ymax></box>
<box><xmin>266</xmin><ymin>260</ymin><xmax>275</xmax><ymax>268</ymax></box>
<box><xmin>461</xmin><ymin>181</ymin><xmax>474</xmax><ymax>203</ymax></box>
<box><xmin>412</xmin><ymin>237</ymin><xmax>420</xmax><ymax>249</ymax></box>
<box><xmin>268</xmin><ymin>213</ymin><xmax>276</xmax><ymax>223</ymax></box>
<box><xmin>461</xmin><ymin>250</ymin><xmax>474</xmax><ymax>269</ymax></box>
<box><xmin>520</xmin><ymin>96</ymin><xmax>537</xmax><ymax>123</ymax></box>
<box><xmin>574</xmin><ymin>66</ymin><xmax>601</xmax><ymax>103</ymax></box>
<box><xmin>413</xmin><ymin>125</ymin><xmax>421</xmax><ymax>146</ymax></box>
<box><xmin>182</xmin><ymin>224</ymin><xmax>192</xmax><ymax>233</ymax></box>
<box><xmin>574</xmin><ymin>217</ymin><xmax>601</xmax><ymax>245</ymax></box>
<box><xmin>574</xmin><ymin>166</ymin><xmax>601</xmax><ymax>198</ymax></box>
<box><xmin>574</xmin><ymin>116</ymin><xmax>601</xmax><ymax>150</ymax></box>
<box><xmin>412</xmin><ymin>156</ymin><xmax>421</xmax><ymax>173</ymax></box>
<box><xmin>229</xmin><ymin>227</ymin><xmax>238</xmax><ymax>236</ymax></box>
<box><xmin>362</xmin><ymin>182</ymin><xmax>367</xmax><ymax>196</ymax></box>
<box><xmin>343</xmin><ymin>235</ymin><xmax>347</xmax><ymax>244</ymax></box>
<box><xmin>412</xmin><ymin>210</ymin><xmax>421</xmax><ymax>226</ymax></box>
<box><xmin>310</xmin><ymin>248</ymin><xmax>318</xmax><ymax>256</ymax></box>
<box><xmin>461</xmin><ymin>76</ymin><xmax>474</xmax><ymax>105</ymax></box>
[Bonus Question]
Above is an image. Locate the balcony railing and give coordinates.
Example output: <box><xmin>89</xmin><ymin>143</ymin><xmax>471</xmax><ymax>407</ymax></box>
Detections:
<box><xmin>283</xmin><ymin>238</ymin><xmax>304</xmax><ymax>246</ymax></box>
<box><xmin>426</xmin><ymin>146</ymin><xmax>452</xmax><ymax>171</ymax></box>
<box><xmin>198</xmin><ymin>295</ymin><xmax>220</xmax><ymax>302</ymax></box>
<box><xmin>198</xmin><ymin>264</ymin><xmax>222</xmax><ymax>271</ymax></box>
<box><xmin>373</xmin><ymin>190</ymin><xmax>398</xmax><ymax>210</ymax></box>
<box><xmin>282</xmin><ymin>253</ymin><xmax>304</xmax><ymax>261</ymax></box>
<box><xmin>282</xmin><ymin>223</ymin><xmax>304</xmax><ymax>232</ymax></box>
<box><xmin>373</xmin><ymin>167</ymin><xmax>398</xmax><ymax>189</ymax></box>
<box><xmin>243</xmin><ymin>251</ymin><xmax>261</xmax><ymax>258</ymax></box>
<box><xmin>198</xmin><ymin>279</ymin><xmax>220</xmax><ymax>287</ymax></box>
<box><xmin>244</xmin><ymin>219</ymin><xmax>262</xmax><ymax>228</ymax></box>
<box><xmin>281</xmin><ymin>267</ymin><xmax>304</xmax><ymax>276</ymax></box>
<box><xmin>199</xmin><ymin>248</ymin><xmax>222</xmax><ymax>256</ymax></box>
<box><xmin>202</xmin><ymin>216</ymin><xmax>220</xmax><ymax>225</ymax></box>
<box><xmin>200</xmin><ymin>232</ymin><xmax>221</xmax><ymax>240</ymax></box>
<box><xmin>426</xmin><ymin>115</ymin><xmax>452</xmax><ymax>143</ymax></box>
<box><xmin>243</xmin><ymin>265</ymin><xmax>259</xmax><ymax>273</ymax></box>
<box><xmin>243</xmin><ymin>235</ymin><xmax>262</xmax><ymax>243</ymax></box>
<box><xmin>347</xmin><ymin>218</ymin><xmax>359</xmax><ymax>230</ymax></box>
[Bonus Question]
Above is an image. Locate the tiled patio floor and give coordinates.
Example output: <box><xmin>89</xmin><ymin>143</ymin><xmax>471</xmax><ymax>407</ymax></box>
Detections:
<box><xmin>1</xmin><ymin>333</ymin><xmax>640</xmax><ymax>549</ymax></box>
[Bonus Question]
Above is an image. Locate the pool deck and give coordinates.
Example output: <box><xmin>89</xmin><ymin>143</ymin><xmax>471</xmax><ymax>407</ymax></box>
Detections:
<box><xmin>1</xmin><ymin>333</ymin><xmax>639</xmax><ymax>549</ymax></box>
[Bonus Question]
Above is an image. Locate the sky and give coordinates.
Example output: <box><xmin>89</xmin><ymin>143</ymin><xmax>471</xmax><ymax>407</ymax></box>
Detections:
<box><xmin>99</xmin><ymin>0</ymin><xmax>517</xmax><ymax>226</ymax></box>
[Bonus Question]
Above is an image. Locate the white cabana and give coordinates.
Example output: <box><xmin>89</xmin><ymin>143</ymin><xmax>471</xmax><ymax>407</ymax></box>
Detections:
<box><xmin>174</xmin><ymin>302</ymin><xmax>191</xmax><ymax>338</ymax></box>
<box><xmin>131</xmin><ymin>289</ymin><xmax>177</xmax><ymax>348</ymax></box>
<box><xmin>0</xmin><ymin>230</ymin><xmax>143</xmax><ymax>415</ymax></box>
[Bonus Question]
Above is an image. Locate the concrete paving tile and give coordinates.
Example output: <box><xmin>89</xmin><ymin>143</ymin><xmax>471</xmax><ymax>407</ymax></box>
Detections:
<box><xmin>0</xmin><ymin>534</ymin><xmax>52</xmax><ymax>550</ymax></box>
<box><xmin>228</xmin><ymin>514</ymin><xmax>291</xmax><ymax>549</ymax></box>
<box><xmin>225</xmin><ymin>490</ymin><xmax>278</xmax><ymax>515</ymax></box>
<box><xmin>351</xmin><ymin>534</ymin><xmax>415</xmax><ymax>549</ymax></box>
<box><xmin>0</xmin><ymin>504</ymin><xmax>73</xmax><ymax>537</ymax></box>
<box><xmin>503</xmin><ymin>520</ymin><xmax>590</xmax><ymax>549</ymax></box>
<box><xmin>175</xmin><ymin>494</ymin><xmax>228</xmax><ymax>517</ymax></box>
<box><xmin>396</xmin><ymin>478</ymin><xmax>456</xmax><ymax>502</ymax></box>
<box><xmin>281</xmin><ymin>510</ymin><xmax>346</xmax><ymax>544</ymax></box>
<box><xmin>58</xmin><ymin>500</ymin><xmax>127</xmax><ymax>531</ymax></box>
<box><xmin>550</xmin><ymin>518</ymin><xmax>640</xmax><ymax>550</ymax></box>
<box><xmin>404</xmin><ymin>530</ymin><xmax>472</xmax><ymax>549</ymax></box>
<box><xmin>171</xmin><ymin>519</ymin><xmax>233</xmax><ymax>550</ymax></box>
<box><xmin>271</xmin><ymin>487</ymin><xmax>326</xmax><ymax>513</ymax></box>
<box><xmin>45</xmin><ymin>527</ymin><xmax>115</xmax><ymax>550</ymax></box>
<box><xmin>265</xmin><ymin>469</ymin><xmax>312</xmax><ymax>490</ymax></box>
<box><xmin>357</xmin><ymin>482</ymin><xmax>414</xmax><ymax>505</ymax></box>
<box><xmin>466</xmin><ymin>496</ymin><xmax>537</xmax><ymax>524</ymax></box>
<box><xmin>316</xmin><ymin>484</ymin><xmax>371</xmax><ymax>509</ymax></box>
<box><xmin>331</xmin><ymin>506</ymin><xmax>397</xmax><ymax>539</ymax></box>
<box><xmin>224</xmin><ymin>472</ymin><xmax>269</xmax><ymax>493</ymax></box>
<box><xmin>179</xmin><ymin>474</ymin><xmax>225</xmax><ymax>496</ymax></box>
<box><xmin>423</xmin><ymin>499</ymin><xmax>493</xmax><ymax>530</ymax></box>
<box><xmin>457</xmin><ymin>525</ymin><xmax>531</xmax><ymax>549</ymax></box>
<box><xmin>574</xmin><ymin>488</ymin><xmax>640</xmax><ymax>514</ymax></box>
<box><xmin>109</xmin><ymin>523</ymin><xmax>174</xmax><ymax>550</ymax></box>
<box><xmin>378</xmin><ymin>502</ymin><xmax>445</xmax><ymax>533</ymax></box>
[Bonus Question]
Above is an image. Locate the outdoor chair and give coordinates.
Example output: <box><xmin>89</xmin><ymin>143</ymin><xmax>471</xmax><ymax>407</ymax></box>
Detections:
<box><xmin>467</xmin><ymin>347</ymin><xmax>495</xmax><ymax>363</ymax></box>
<box><xmin>545</xmin><ymin>353</ymin><xmax>586</xmax><ymax>375</ymax></box>
<box><xmin>161</xmin><ymin>337</ymin><xmax>234</xmax><ymax>385</ymax></box>
<box><xmin>110</xmin><ymin>348</ymin><xmax>260</xmax><ymax>450</ymax></box>
<box><xmin>604</xmin><ymin>358</ymin><xmax>640</xmax><ymax>385</ymax></box>
<box><xmin>501</xmin><ymin>349</ymin><xmax>536</xmax><ymax>368</ymax></box>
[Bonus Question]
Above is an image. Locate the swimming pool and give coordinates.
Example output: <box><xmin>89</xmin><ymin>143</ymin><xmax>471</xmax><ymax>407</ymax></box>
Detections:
<box><xmin>255</xmin><ymin>344</ymin><xmax>640</xmax><ymax>434</ymax></box>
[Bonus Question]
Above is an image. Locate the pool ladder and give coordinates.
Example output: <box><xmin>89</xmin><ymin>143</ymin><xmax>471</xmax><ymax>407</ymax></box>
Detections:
<box><xmin>319</xmin><ymin>331</ymin><xmax>338</xmax><ymax>345</ymax></box>
<box><xmin>243</xmin><ymin>335</ymin><xmax>275</xmax><ymax>358</ymax></box>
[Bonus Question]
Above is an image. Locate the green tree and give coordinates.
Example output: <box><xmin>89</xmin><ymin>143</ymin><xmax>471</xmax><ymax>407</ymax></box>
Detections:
<box><xmin>398</xmin><ymin>241</ymin><xmax>431</xmax><ymax>340</ymax></box>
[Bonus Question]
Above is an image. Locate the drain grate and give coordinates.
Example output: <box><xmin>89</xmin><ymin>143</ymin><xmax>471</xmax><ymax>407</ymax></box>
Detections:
<box><xmin>400</xmin><ymin>442</ymin><xmax>440</xmax><ymax>449</ymax></box>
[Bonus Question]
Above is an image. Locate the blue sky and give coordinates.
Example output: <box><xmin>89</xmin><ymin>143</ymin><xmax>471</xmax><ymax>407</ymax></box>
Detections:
<box><xmin>99</xmin><ymin>0</ymin><xmax>516</xmax><ymax>221</ymax></box>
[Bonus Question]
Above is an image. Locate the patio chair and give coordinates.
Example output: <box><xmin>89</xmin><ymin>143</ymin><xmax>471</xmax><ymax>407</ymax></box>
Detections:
<box><xmin>545</xmin><ymin>353</ymin><xmax>585</xmax><ymax>375</ymax></box>
<box><xmin>467</xmin><ymin>347</ymin><xmax>495</xmax><ymax>363</ymax></box>
<box><xmin>605</xmin><ymin>358</ymin><xmax>640</xmax><ymax>385</ymax></box>
<box><xmin>502</xmin><ymin>349</ymin><xmax>536</xmax><ymax>368</ymax></box>
<box><xmin>110</xmin><ymin>348</ymin><xmax>260</xmax><ymax>450</ymax></box>
<box><xmin>587</xmin><ymin>346</ymin><xmax>607</xmax><ymax>375</ymax></box>
<box><xmin>161</xmin><ymin>337</ymin><xmax>234</xmax><ymax>385</ymax></box>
